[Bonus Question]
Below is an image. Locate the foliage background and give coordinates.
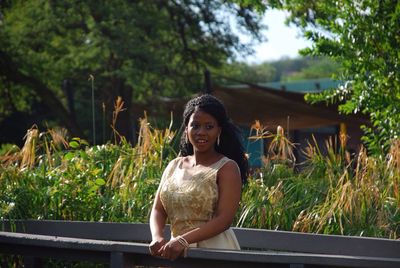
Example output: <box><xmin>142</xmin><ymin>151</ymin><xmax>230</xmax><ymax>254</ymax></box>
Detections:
<box><xmin>278</xmin><ymin>0</ymin><xmax>400</xmax><ymax>154</ymax></box>
<box><xmin>0</xmin><ymin>0</ymin><xmax>263</xmax><ymax>145</ymax></box>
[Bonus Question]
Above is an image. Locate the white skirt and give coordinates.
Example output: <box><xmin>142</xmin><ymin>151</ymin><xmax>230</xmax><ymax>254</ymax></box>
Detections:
<box><xmin>191</xmin><ymin>228</ymin><xmax>240</xmax><ymax>250</ymax></box>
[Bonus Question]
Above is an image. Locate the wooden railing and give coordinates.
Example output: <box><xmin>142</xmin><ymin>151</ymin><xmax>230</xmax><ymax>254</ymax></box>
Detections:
<box><xmin>1</xmin><ymin>220</ymin><xmax>399</xmax><ymax>267</ymax></box>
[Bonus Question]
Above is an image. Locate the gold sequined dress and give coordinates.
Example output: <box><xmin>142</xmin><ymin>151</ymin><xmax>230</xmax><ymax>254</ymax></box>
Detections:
<box><xmin>159</xmin><ymin>156</ymin><xmax>240</xmax><ymax>250</ymax></box>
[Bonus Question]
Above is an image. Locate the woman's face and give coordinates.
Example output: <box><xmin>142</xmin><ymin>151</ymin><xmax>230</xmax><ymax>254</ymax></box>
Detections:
<box><xmin>186</xmin><ymin>109</ymin><xmax>221</xmax><ymax>154</ymax></box>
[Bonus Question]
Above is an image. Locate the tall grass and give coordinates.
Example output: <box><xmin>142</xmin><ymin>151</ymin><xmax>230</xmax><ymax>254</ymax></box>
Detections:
<box><xmin>238</xmin><ymin>124</ymin><xmax>399</xmax><ymax>239</ymax></box>
<box><xmin>0</xmin><ymin>117</ymin><xmax>398</xmax><ymax>239</ymax></box>
<box><xmin>0</xmin><ymin>101</ymin><xmax>176</xmax><ymax>222</ymax></box>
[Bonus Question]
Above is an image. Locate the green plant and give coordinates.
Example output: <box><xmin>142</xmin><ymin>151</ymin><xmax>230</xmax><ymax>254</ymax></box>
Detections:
<box><xmin>0</xmin><ymin>111</ymin><xmax>176</xmax><ymax>223</ymax></box>
<box><xmin>238</xmin><ymin>125</ymin><xmax>399</xmax><ymax>239</ymax></box>
<box><xmin>1</xmin><ymin>119</ymin><xmax>399</xmax><ymax>240</ymax></box>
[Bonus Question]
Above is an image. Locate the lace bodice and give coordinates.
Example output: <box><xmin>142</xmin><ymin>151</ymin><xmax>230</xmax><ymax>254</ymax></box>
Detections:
<box><xmin>159</xmin><ymin>156</ymin><xmax>231</xmax><ymax>237</ymax></box>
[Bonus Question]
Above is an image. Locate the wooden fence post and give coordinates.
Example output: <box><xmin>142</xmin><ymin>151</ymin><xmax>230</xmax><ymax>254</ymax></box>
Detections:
<box><xmin>23</xmin><ymin>256</ymin><xmax>43</xmax><ymax>268</ymax></box>
<box><xmin>110</xmin><ymin>252</ymin><xmax>134</xmax><ymax>268</ymax></box>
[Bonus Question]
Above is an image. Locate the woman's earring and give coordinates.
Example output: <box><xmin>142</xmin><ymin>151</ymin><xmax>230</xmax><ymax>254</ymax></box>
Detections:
<box><xmin>185</xmin><ymin>133</ymin><xmax>189</xmax><ymax>143</ymax></box>
<box><xmin>217</xmin><ymin>135</ymin><xmax>220</xmax><ymax>146</ymax></box>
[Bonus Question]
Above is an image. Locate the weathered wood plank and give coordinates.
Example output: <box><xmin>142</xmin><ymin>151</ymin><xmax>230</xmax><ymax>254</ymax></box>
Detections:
<box><xmin>232</xmin><ymin>227</ymin><xmax>400</xmax><ymax>258</ymax></box>
<box><xmin>110</xmin><ymin>252</ymin><xmax>134</xmax><ymax>268</ymax></box>
<box><xmin>2</xmin><ymin>220</ymin><xmax>399</xmax><ymax>260</ymax></box>
<box><xmin>1</xmin><ymin>231</ymin><xmax>400</xmax><ymax>268</ymax></box>
<box><xmin>1</xmin><ymin>220</ymin><xmax>162</xmax><ymax>242</ymax></box>
<box><xmin>23</xmin><ymin>256</ymin><xmax>42</xmax><ymax>268</ymax></box>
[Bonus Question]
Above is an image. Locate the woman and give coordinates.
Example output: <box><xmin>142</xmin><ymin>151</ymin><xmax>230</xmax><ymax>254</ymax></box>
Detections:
<box><xmin>149</xmin><ymin>94</ymin><xmax>248</xmax><ymax>260</ymax></box>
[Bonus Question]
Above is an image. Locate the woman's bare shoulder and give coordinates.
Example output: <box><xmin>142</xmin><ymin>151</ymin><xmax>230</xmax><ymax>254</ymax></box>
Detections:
<box><xmin>218</xmin><ymin>159</ymin><xmax>241</xmax><ymax>182</ymax></box>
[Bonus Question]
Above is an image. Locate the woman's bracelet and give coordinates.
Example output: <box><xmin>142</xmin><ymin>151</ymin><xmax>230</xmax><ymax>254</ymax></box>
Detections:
<box><xmin>175</xmin><ymin>235</ymin><xmax>190</xmax><ymax>257</ymax></box>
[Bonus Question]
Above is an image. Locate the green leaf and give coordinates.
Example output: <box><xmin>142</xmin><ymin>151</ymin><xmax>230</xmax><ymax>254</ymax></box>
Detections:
<box><xmin>69</xmin><ymin>141</ymin><xmax>79</xmax><ymax>149</ymax></box>
<box><xmin>89</xmin><ymin>185</ymin><xmax>98</xmax><ymax>192</ymax></box>
<box><xmin>95</xmin><ymin>178</ymin><xmax>106</xmax><ymax>186</ymax></box>
<box><xmin>80</xmin><ymin>139</ymin><xmax>89</xmax><ymax>147</ymax></box>
<box><xmin>64</xmin><ymin>152</ymin><xmax>75</xmax><ymax>160</ymax></box>
<box><xmin>80</xmin><ymin>151</ymin><xmax>88</xmax><ymax>159</ymax></box>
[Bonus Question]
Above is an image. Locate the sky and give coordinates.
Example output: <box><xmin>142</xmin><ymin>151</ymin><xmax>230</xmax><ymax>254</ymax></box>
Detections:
<box><xmin>241</xmin><ymin>9</ymin><xmax>312</xmax><ymax>64</ymax></box>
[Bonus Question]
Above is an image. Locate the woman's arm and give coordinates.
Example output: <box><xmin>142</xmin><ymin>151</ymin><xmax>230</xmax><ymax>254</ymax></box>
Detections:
<box><xmin>149</xmin><ymin>158</ymin><xmax>178</xmax><ymax>255</ymax></box>
<box><xmin>160</xmin><ymin>160</ymin><xmax>242</xmax><ymax>260</ymax></box>
<box><xmin>149</xmin><ymin>190</ymin><xmax>168</xmax><ymax>256</ymax></box>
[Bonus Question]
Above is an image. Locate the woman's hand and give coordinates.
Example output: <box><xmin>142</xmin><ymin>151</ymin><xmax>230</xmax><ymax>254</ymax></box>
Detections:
<box><xmin>149</xmin><ymin>237</ymin><xmax>166</xmax><ymax>257</ymax></box>
<box><xmin>159</xmin><ymin>238</ymin><xmax>186</xmax><ymax>261</ymax></box>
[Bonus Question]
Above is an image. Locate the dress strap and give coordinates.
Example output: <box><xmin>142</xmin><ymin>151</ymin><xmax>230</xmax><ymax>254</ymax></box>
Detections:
<box><xmin>159</xmin><ymin>157</ymin><xmax>181</xmax><ymax>186</ymax></box>
<box><xmin>212</xmin><ymin>156</ymin><xmax>231</xmax><ymax>171</ymax></box>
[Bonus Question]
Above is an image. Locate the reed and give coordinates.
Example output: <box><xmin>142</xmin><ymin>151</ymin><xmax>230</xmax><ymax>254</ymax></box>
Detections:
<box><xmin>1</xmin><ymin>116</ymin><xmax>398</xmax><ymax>239</ymax></box>
<box><xmin>287</xmin><ymin>138</ymin><xmax>398</xmax><ymax>238</ymax></box>
<box><xmin>237</xmin><ymin>121</ymin><xmax>399</xmax><ymax>238</ymax></box>
<box><xmin>0</xmin><ymin>98</ymin><xmax>176</xmax><ymax>223</ymax></box>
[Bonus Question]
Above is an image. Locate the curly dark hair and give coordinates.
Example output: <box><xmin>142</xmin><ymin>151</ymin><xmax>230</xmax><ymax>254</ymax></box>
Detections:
<box><xmin>179</xmin><ymin>94</ymin><xmax>248</xmax><ymax>184</ymax></box>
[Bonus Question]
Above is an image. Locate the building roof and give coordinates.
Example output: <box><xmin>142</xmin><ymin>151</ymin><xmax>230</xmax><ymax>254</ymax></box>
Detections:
<box><xmin>261</xmin><ymin>78</ymin><xmax>341</xmax><ymax>93</ymax></box>
<box><xmin>211</xmin><ymin>78</ymin><xmax>368</xmax><ymax>130</ymax></box>
<box><xmin>149</xmin><ymin>78</ymin><xmax>368</xmax><ymax>131</ymax></box>
<box><xmin>226</xmin><ymin>78</ymin><xmax>341</xmax><ymax>93</ymax></box>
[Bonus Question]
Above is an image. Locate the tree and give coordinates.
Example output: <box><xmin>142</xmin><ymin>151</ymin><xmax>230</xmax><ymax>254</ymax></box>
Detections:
<box><xmin>212</xmin><ymin>61</ymin><xmax>277</xmax><ymax>84</ymax></box>
<box><xmin>0</xmin><ymin>0</ymin><xmax>264</xmax><ymax>144</ymax></box>
<box><xmin>277</xmin><ymin>1</ymin><xmax>400</xmax><ymax>154</ymax></box>
<box><xmin>277</xmin><ymin>56</ymin><xmax>341</xmax><ymax>82</ymax></box>
<box><xmin>212</xmin><ymin>56</ymin><xmax>340</xmax><ymax>85</ymax></box>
